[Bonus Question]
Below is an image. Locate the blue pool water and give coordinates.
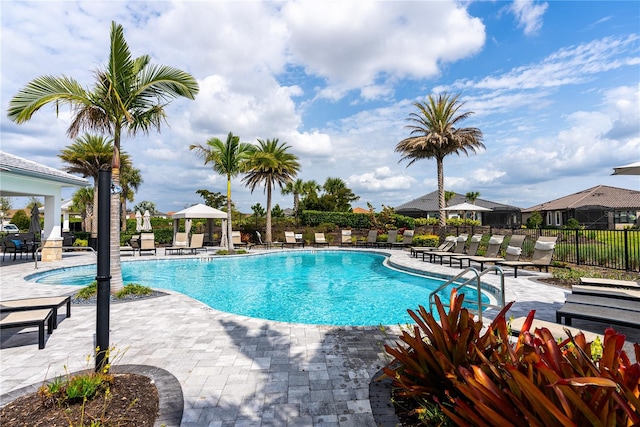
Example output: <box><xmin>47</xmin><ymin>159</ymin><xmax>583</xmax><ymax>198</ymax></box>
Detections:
<box><xmin>29</xmin><ymin>251</ymin><xmax>489</xmax><ymax>326</ymax></box>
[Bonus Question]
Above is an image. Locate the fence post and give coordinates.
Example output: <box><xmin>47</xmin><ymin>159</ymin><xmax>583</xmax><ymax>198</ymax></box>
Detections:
<box><xmin>574</xmin><ymin>229</ymin><xmax>580</xmax><ymax>266</ymax></box>
<box><xmin>624</xmin><ymin>229</ymin><xmax>629</xmax><ymax>271</ymax></box>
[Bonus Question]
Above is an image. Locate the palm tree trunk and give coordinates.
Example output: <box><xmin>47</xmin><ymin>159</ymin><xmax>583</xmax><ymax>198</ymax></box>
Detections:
<box><xmin>91</xmin><ymin>181</ymin><xmax>99</xmax><ymax>239</ymax></box>
<box><xmin>266</xmin><ymin>182</ymin><xmax>272</xmax><ymax>242</ymax></box>
<box><xmin>437</xmin><ymin>158</ymin><xmax>446</xmax><ymax>228</ymax></box>
<box><xmin>110</xmin><ymin>134</ymin><xmax>124</xmax><ymax>294</ymax></box>
<box><xmin>226</xmin><ymin>177</ymin><xmax>234</xmax><ymax>253</ymax></box>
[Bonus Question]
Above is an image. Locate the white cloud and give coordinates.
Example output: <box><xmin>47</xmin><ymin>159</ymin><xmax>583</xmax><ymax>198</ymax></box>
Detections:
<box><xmin>510</xmin><ymin>0</ymin><xmax>548</xmax><ymax>36</ymax></box>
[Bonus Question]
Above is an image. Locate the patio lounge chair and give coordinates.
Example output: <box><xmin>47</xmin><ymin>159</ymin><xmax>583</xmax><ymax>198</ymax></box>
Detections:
<box><xmin>256</xmin><ymin>231</ymin><xmax>284</xmax><ymax>249</ymax></box>
<box><xmin>389</xmin><ymin>230</ymin><xmax>414</xmax><ymax>248</ymax></box>
<box><xmin>463</xmin><ymin>234</ymin><xmax>526</xmax><ymax>270</ymax></box>
<box><xmin>426</xmin><ymin>234</ymin><xmax>468</xmax><ymax>263</ymax></box>
<box><xmin>448</xmin><ymin>234</ymin><xmax>484</xmax><ymax>267</ymax></box>
<box><xmin>314</xmin><ymin>233</ymin><xmax>329</xmax><ymax>247</ymax></box>
<box><xmin>358</xmin><ymin>230</ymin><xmax>378</xmax><ymax>247</ymax></box>
<box><xmin>232</xmin><ymin>231</ymin><xmax>249</xmax><ymax>249</ymax></box>
<box><xmin>165</xmin><ymin>232</ymin><xmax>188</xmax><ymax>255</ymax></box>
<box><xmin>578</xmin><ymin>277</ymin><xmax>640</xmax><ymax>288</ymax></box>
<box><xmin>182</xmin><ymin>233</ymin><xmax>206</xmax><ymax>255</ymax></box>
<box><xmin>570</xmin><ymin>284</ymin><xmax>640</xmax><ymax>301</ymax></box>
<box><xmin>1</xmin><ymin>295</ymin><xmax>71</xmax><ymax>329</ymax></box>
<box><xmin>138</xmin><ymin>232</ymin><xmax>157</xmax><ymax>256</ymax></box>
<box><xmin>340</xmin><ymin>230</ymin><xmax>353</xmax><ymax>246</ymax></box>
<box><xmin>556</xmin><ymin>288</ymin><xmax>640</xmax><ymax>329</ymax></box>
<box><xmin>410</xmin><ymin>236</ymin><xmax>456</xmax><ymax>258</ymax></box>
<box><xmin>0</xmin><ymin>309</ymin><xmax>54</xmax><ymax>349</ymax></box>
<box><xmin>284</xmin><ymin>231</ymin><xmax>305</xmax><ymax>248</ymax></box>
<box><xmin>380</xmin><ymin>230</ymin><xmax>398</xmax><ymax>248</ymax></box>
<box><xmin>496</xmin><ymin>236</ymin><xmax>558</xmax><ymax>277</ymax></box>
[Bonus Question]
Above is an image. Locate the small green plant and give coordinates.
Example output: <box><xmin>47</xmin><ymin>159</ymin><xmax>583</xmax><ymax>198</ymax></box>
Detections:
<box><xmin>115</xmin><ymin>283</ymin><xmax>151</xmax><ymax>298</ymax></box>
<box><xmin>215</xmin><ymin>249</ymin><xmax>248</xmax><ymax>255</ymax></box>
<box><xmin>73</xmin><ymin>238</ymin><xmax>88</xmax><ymax>247</ymax></box>
<box><xmin>76</xmin><ymin>282</ymin><xmax>151</xmax><ymax>300</ymax></box>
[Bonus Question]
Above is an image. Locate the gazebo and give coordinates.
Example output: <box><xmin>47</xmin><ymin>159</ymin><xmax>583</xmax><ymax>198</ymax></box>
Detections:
<box><xmin>171</xmin><ymin>203</ymin><xmax>227</xmax><ymax>245</ymax></box>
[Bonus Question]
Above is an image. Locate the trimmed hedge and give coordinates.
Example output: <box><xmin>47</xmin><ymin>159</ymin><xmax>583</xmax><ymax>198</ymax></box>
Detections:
<box><xmin>300</xmin><ymin>210</ymin><xmax>415</xmax><ymax>229</ymax></box>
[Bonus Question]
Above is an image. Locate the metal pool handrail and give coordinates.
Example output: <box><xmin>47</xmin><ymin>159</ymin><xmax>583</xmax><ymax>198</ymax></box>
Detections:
<box><xmin>428</xmin><ymin>266</ymin><xmax>505</xmax><ymax>323</ymax></box>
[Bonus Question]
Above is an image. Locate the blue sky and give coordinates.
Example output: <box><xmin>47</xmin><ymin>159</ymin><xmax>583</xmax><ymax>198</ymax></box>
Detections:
<box><xmin>1</xmin><ymin>1</ymin><xmax>638</xmax><ymax>214</ymax></box>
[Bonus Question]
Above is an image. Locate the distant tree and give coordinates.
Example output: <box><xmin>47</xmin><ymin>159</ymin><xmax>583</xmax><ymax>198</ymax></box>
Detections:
<box><xmin>565</xmin><ymin>218</ymin><xmax>581</xmax><ymax>229</ymax></box>
<box><xmin>396</xmin><ymin>93</ymin><xmax>484</xmax><ymax>227</ymax></box>
<box><xmin>196</xmin><ymin>190</ymin><xmax>227</xmax><ymax>209</ymax></box>
<box><xmin>251</xmin><ymin>203</ymin><xmax>265</xmax><ymax>227</ymax></box>
<box><xmin>281</xmin><ymin>178</ymin><xmax>305</xmax><ymax>224</ymax></box>
<box><xmin>11</xmin><ymin>210</ymin><xmax>30</xmax><ymax>230</ymax></box>
<box><xmin>444</xmin><ymin>191</ymin><xmax>456</xmax><ymax>207</ymax></box>
<box><xmin>72</xmin><ymin>187</ymin><xmax>94</xmax><ymax>232</ymax></box>
<box><xmin>0</xmin><ymin>197</ymin><xmax>12</xmax><ymax>213</ymax></box>
<box><xmin>243</xmin><ymin>138</ymin><xmax>300</xmax><ymax>242</ymax></box>
<box><xmin>526</xmin><ymin>211</ymin><xmax>543</xmax><ymax>229</ymax></box>
<box><xmin>133</xmin><ymin>201</ymin><xmax>156</xmax><ymax>215</ymax></box>
<box><xmin>271</xmin><ymin>204</ymin><xmax>285</xmax><ymax>218</ymax></box>
<box><xmin>26</xmin><ymin>197</ymin><xmax>43</xmax><ymax>211</ymax></box>
<box><xmin>465</xmin><ymin>191</ymin><xmax>480</xmax><ymax>204</ymax></box>
<box><xmin>190</xmin><ymin>132</ymin><xmax>253</xmax><ymax>253</ymax></box>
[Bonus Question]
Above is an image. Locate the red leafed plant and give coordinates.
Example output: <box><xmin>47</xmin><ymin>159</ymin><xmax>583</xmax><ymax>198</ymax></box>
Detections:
<box><xmin>382</xmin><ymin>290</ymin><xmax>640</xmax><ymax>426</ymax></box>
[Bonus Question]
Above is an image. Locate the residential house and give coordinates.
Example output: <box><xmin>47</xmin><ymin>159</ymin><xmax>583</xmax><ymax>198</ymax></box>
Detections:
<box><xmin>522</xmin><ymin>185</ymin><xmax>640</xmax><ymax>230</ymax></box>
<box><xmin>395</xmin><ymin>191</ymin><xmax>521</xmax><ymax>227</ymax></box>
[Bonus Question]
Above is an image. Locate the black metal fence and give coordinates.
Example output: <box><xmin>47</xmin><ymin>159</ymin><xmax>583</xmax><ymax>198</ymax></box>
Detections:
<box><xmin>415</xmin><ymin>225</ymin><xmax>640</xmax><ymax>272</ymax></box>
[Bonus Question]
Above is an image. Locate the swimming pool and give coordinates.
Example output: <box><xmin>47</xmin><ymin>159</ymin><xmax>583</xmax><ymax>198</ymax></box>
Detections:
<box><xmin>29</xmin><ymin>250</ymin><xmax>489</xmax><ymax>326</ymax></box>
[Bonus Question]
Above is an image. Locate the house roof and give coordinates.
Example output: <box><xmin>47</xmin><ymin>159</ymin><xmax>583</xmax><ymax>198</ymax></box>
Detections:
<box><xmin>395</xmin><ymin>191</ymin><xmax>519</xmax><ymax>213</ymax></box>
<box><xmin>522</xmin><ymin>185</ymin><xmax>640</xmax><ymax>212</ymax></box>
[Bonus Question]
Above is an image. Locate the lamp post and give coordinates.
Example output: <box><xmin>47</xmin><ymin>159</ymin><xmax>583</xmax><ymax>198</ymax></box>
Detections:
<box><xmin>95</xmin><ymin>168</ymin><xmax>112</xmax><ymax>372</ymax></box>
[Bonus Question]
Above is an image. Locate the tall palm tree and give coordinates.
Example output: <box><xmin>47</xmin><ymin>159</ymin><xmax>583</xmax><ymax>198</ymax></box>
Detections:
<box><xmin>190</xmin><ymin>132</ymin><xmax>254</xmax><ymax>253</ymax></box>
<box><xmin>465</xmin><ymin>191</ymin><xmax>481</xmax><ymax>220</ymax></box>
<box><xmin>281</xmin><ymin>178</ymin><xmax>305</xmax><ymax>224</ymax></box>
<box><xmin>243</xmin><ymin>138</ymin><xmax>300</xmax><ymax>242</ymax></box>
<box><xmin>395</xmin><ymin>93</ymin><xmax>484</xmax><ymax>227</ymax></box>
<box><xmin>59</xmin><ymin>134</ymin><xmax>115</xmax><ymax>240</ymax></box>
<box><xmin>8</xmin><ymin>21</ymin><xmax>199</xmax><ymax>293</ymax></box>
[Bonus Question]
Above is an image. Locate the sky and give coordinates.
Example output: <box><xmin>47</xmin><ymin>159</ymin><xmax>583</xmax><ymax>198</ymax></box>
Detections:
<box><xmin>1</xmin><ymin>0</ymin><xmax>639</xmax><ymax>214</ymax></box>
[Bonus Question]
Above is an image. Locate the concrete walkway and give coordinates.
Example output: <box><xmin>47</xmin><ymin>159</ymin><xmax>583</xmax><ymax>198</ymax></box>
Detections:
<box><xmin>1</xmin><ymin>248</ymin><xmax>638</xmax><ymax>426</ymax></box>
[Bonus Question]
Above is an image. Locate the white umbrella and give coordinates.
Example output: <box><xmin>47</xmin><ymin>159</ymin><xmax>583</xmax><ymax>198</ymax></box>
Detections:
<box><xmin>142</xmin><ymin>210</ymin><xmax>152</xmax><ymax>231</ymax></box>
<box><xmin>444</xmin><ymin>202</ymin><xmax>491</xmax><ymax>221</ymax></box>
<box><xmin>135</xmin><ymin>211</ymin><xmax>143</xmax><ymax>232</ymax></box>
<box><xmin>612</xmin><ymin>161</ymin><xmax>640</xmax><ymax>175</ymax></box>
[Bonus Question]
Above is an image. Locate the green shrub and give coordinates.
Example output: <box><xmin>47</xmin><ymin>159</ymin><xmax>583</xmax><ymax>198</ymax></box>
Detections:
<box><xmin>115</xmin><ymin>284</ymin><xmax>151</xmax><ymax>298</ymax></box>
<box><xmin>73</xmin><ymin>238</ymin><xmax>88</xmax><ymax>247</ymax></box>
<box><xmin>76</xmin><ymin>281</ymin><xmax>97</xmax><ymax>299</ymax></box>
<box><xmin>412</xmin><ymin>234</ymin><xmax>440</xmax><ymax>247</ymax></box>
<box><xmin>414</xmin><ymin>217</ymin><xmax>439</xmax><ymax>226</ymax></box>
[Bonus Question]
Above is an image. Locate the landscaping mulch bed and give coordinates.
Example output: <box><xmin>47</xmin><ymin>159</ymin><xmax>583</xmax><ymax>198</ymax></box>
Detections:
<box><xmin>0</xmin><ymin>373</ymin><xmax>158</xmax><ymax>427</ymax></box>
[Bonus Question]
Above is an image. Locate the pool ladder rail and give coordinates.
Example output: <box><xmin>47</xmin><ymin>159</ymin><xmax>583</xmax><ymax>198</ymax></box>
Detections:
<box><xmin>428</xmin><ymin>266</ymin><xmax>505</xmax><ymax>323</ymax></box>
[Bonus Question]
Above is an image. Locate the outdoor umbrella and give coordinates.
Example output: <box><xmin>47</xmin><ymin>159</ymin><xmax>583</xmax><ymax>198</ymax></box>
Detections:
<box><xmin>142</xmin><ymin>210</ymin><xmax>152</xmax><ymax>232</ymax></box>
<box><xmin>220</xmin><ymin>219</ymin><xmax>228</xmax><ymax>248</ymax></box>
<box><xmin>444</xmin><ymin>202</ymin><xmax>491</xmax><ymax>221</ymax></box>
<box><xmin>135</xmin><ymin>211</ymin><xmax>143</xmax><ymax>232</ymax></box>
<box><xmin>612</xmin><ymin>161</ymin><xmax>640</xmax><ymax>175</ymax></box>
<box><xmin>29</xmin><ymin>205</ymin><xmax>42</xmax><ymax>237</ymax></box>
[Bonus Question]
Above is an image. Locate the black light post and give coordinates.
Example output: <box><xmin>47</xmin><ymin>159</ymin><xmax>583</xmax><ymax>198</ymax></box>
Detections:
<box><xmin>96</xmin><ymin>168</ymin><xmax>111</xmax><ymax>372</ymax></box>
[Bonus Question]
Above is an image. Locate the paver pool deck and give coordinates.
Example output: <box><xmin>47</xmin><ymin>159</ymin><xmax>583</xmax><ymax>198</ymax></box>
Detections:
<box><xmin>1</xmin><ymin>248</ymin><xmax>638</xmax><ymax>426</ymax></box>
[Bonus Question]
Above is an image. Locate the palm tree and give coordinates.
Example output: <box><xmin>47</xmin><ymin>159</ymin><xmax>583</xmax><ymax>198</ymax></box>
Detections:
<box><xmin>395</xmin><ymin>93</ymin><xmax>484</xmax><ymax>227</ymax></box>
<box><xmin>71</xmin><ymin>187</ymin><xmax>94</xmax><ymax>232</ymax></box>
<box><xmin>281</xmin><ymin>178</ymin><xmax>305</xmax><ymax>224</ymax></box>
<box><xmin>465</xmin><ymin>191</ymin><xmax>481</xmax><ymax>220</ymax></box>
<box><xmin>190</xmin><ymin>132</ymin><xmax>254</xmax><ymax>253</ymax></box>
<box><xmin>8</xmin><ymin>21</ymin><xmax>199</xmax><ymax>293</ymax></box>
<box><xmin>444</xmin><ymin>191</ymin><xmax>456</xmax><ymax>207</ymax></box>
<box><xmin>120</xmin><ymin>166</ymin><xmax>143</xmax><ymax>232</ymax></box>
<box><xmin>243</xmin><ymin>138</ymin><xmax>300</xmax><ymax>242</ymax></box>
<box><xmin>59</xmin><ymin>134</ymin><xmax>115</xmax><ymax>240</ymax></box>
